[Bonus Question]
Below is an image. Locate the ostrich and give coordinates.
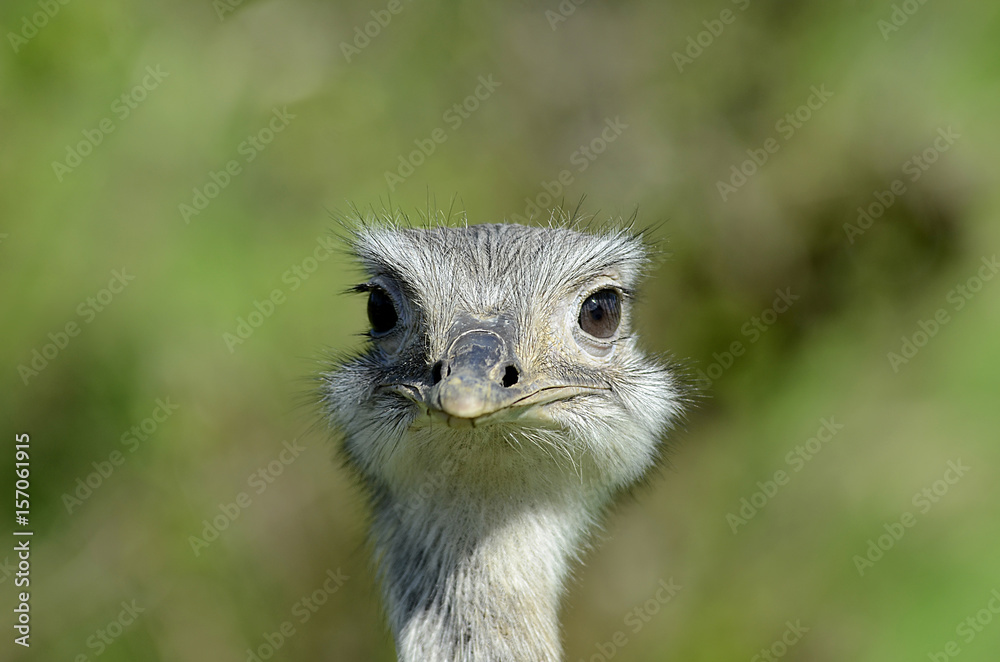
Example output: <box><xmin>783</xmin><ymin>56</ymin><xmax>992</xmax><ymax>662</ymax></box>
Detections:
<box><xmin>321</xmin><ymin>218</ymin><xmax>684</xmax><ymax>662</ymax></box>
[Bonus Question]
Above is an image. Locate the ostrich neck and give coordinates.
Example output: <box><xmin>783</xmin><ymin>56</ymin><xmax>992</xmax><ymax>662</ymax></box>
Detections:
<box><xmin>372</xmin><ymin>480</ymin><xmax>600</xmax><ymax>662</ymax></box>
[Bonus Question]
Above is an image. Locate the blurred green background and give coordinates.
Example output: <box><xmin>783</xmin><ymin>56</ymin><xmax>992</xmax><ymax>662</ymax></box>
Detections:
<box><xmin>2</xmin><ymin>0</ymin><xmax>999</xmax><ymax>660</ymax></box>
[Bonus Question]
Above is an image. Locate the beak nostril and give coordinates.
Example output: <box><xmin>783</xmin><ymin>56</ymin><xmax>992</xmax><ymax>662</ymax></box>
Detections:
<box><xmin>501</xmin><ymin>365</ymin><xmax>519</xmax><ymax>388</ymax></box>
<box><xmin>431</xmin><ymin>361</ymin><xmax>443</xmax><ymax>385</ymax></box>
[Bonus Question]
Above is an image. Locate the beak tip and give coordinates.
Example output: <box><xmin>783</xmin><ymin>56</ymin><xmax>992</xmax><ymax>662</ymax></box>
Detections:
<box><xmin>434</xmin><ymin>376</ymin><xmax>494</xmax><ymax>420</ymax></box>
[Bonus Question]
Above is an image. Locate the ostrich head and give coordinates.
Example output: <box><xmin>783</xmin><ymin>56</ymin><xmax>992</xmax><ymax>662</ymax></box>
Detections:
<box><xmin>321</xmin><ymin>219</ymin><xmax>684</xmax><ymax>662</ymax></box>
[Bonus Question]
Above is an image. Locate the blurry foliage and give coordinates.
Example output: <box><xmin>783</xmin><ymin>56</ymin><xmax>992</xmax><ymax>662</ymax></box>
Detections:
<box><xmin>2</xmin><ymin>0</ymin><xmax>999</xmax><ymax>660</ymax></box>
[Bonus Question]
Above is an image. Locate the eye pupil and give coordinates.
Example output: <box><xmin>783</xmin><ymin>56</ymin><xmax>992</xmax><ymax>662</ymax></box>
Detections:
<box><xmin>579</xmin><ymin>289</ymin><xmax>621</xmax><ymax>339</ymax></box>
<box><xmin>367</xmin><ymin>287</ymin><xmax>397</xmax><ymax>334</ymax></box>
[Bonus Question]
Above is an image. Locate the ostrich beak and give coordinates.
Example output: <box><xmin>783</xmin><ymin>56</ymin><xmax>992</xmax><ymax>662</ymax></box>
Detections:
<box><xmin>431</xmin><ymin>319</ymin><xmax>520</xmax><ymax>420</ymax></box>
<box><xmin>378</xmin><ymin>316</ymin><xmax>610</xmax><ymax>425</ymax></box>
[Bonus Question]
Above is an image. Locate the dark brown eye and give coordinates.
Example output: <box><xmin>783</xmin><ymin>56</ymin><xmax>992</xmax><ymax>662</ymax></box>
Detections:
<box><xmin>367</xmin><ymin>287</ymin><xmax>397</xmax><ymax>335</ymax></box>
<box><xmin>579</xmin><ymin>289</ymin><xmax>621</xmax><ymax>339</ymax></box>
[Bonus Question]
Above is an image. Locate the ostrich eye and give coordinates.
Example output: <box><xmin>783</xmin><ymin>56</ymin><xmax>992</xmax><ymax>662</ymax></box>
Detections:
<box><xmin>367</xmin><ymin>287</ymin><xmax>397</xmax><ymax>335</ymax></box>
<box><xmin>579</xmin><ymin>289</ymin><xmax>621</xmax><ymax>339</ymax></box>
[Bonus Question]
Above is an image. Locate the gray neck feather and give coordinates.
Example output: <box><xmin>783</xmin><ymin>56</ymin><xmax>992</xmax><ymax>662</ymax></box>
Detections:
<box><xmin>372</xmin><ymin>480</ymin><xmax>602</xmax><ymax>662</ymax></box>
